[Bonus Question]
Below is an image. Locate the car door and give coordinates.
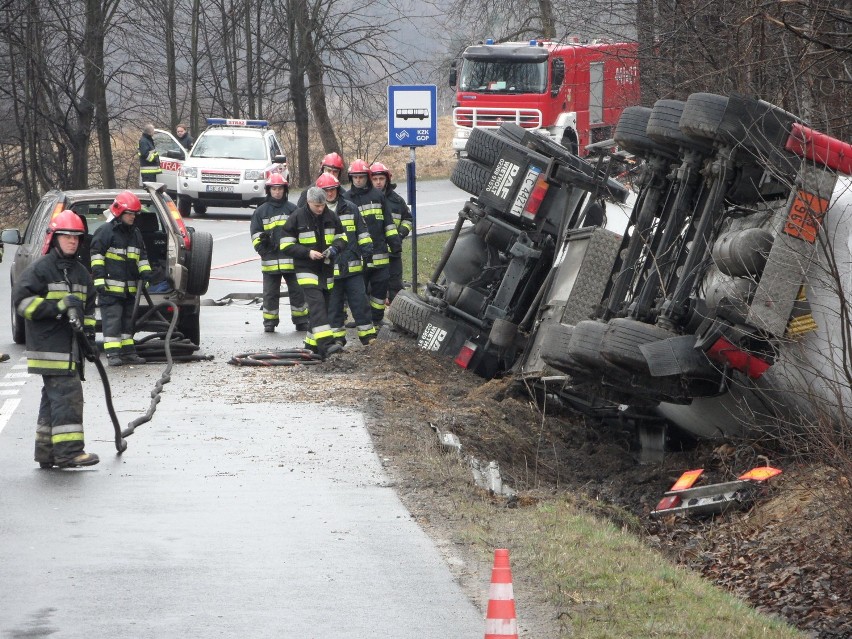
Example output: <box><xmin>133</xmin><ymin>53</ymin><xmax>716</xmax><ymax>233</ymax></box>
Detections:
<box><xmin>153</xmin><ymin>129</ymin><xmax>185</xmax><ymax>198</ymax></box>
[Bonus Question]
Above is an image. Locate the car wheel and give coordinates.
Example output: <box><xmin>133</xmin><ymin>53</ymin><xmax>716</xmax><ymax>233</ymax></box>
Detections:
<box><xmin>449</xmin><ymin>158</ymin><xmax>492</xmax><ymax>196</ymax></box>
<box><xmin>385</xmin><ymin>290</ymin><xmax>434</xmax><ymax>337</ymax></box>
<box><xmin>178</xmin><ymin>196</ymin><xmax>192</xmax><ymax>217</ymax></box>
<box><xmin>538</xmin><ymin>322</ymin><xmax>576</xmax><ymax>372</ymax></box>
<box><xmin>10</xmin><ymin>298</ymin><xmax>24</xmax><ymax>344</ymax></box>
<box><xmin>614</xmin><ymin>106</ymin><xmax>677</xmax><ymax>160</ymax></box>
<box><xmin>600</xmin><ymin>318</ymin><xmax>675</xmax><ymax>374</ymax></box>
<box><xmin>185</xmin><ymin>230</ymin><xmax>213</xmax><ymax>295</ymax></box>
<box><xmin>193</xmin><ymin>202</ymin><xmax>208</xmax><ymax>216</ymax></box>
<box><xmin>177</xmin><ymin>308</ymin><xmax>200</xmax><ymax>345</ymax></box>
<box><xmin>679</xmin><ymin>93</ymin><xmax>729</xmax><ymax>141</ymax></box>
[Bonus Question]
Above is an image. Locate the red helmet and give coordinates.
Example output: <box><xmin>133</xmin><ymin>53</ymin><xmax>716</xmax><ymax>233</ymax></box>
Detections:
<box><xmin>369</xmin><ymin>162</ymin><xmax>391</xmax><ymax>181</ymax></box>
<box><xmin>320</xmin><ymin>152</ymin><xmax>344</xmax><ymax>173</ymax></box>
<box><xmin>316</xmin><ymin>173</ymin><xmax>341</xmax><ymax>190</ymax></box>
<box><xmin>109</xmin><ymin>191</ymin><xmax>142</xmax><ymax>218</ymax></box>
<box><xmin>42</xmin><ymin>210</ymin><xmax>85</xmax><ymax>255</ymax></box>
<box><xmin>347</xmin><ymin>159</ymin><xmax>371</xmax><ymax>182</ymax></box>
<box><xmin>265</xmin><ymin>171</ymin><xmax>289</xmax><ymax>196</ymax></box>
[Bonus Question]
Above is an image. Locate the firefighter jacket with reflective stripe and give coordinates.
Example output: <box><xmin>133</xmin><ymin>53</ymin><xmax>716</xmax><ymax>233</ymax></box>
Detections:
<box><xmin>385</xmin><ymin>184</ymin><xmax>412</xmax><ymax>238</ymax></box>
<box><xmin>331</xmin><ymin>197</ymin><xmax>373</xmax><ymax>279</ymax></box>
<box><xmin>12</xmin><ymin>250</ymin><xmax>96</xmax><ymax>376</ymax></box>
<box><xmin>90</xmin><ymin>218</ymin><xmax>152</xmax><ymax>299</ymax></box>
<box><xmin>250</xmin><ymin>196</ymin><xmax>297</xmax><ymax>273</ymax></box>
<box><xmin>343</xmin><ymin>184</ymin><xmax>401</xmax><ymax>268</ymax></box>
<box><xmin>280</xmin><ymin>206</ymin><xmax>347</xmax><ymax>290</ymax></box>
<box><xmin>138</xmin><ymin>133</ymin><xmax>161</xmax><ymax>176</ymax></box>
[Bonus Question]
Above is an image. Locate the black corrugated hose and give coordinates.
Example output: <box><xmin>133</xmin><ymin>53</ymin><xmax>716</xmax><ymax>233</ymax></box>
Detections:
<box><xmin>228</xmin><ymin>348</ymin><xmax>324</xmax><ymax>366</ymax></box>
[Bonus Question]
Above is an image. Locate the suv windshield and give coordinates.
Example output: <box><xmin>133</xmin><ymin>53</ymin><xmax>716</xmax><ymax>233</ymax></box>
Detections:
<box><xmin>191</xmin><ymin>133</ymin><xmax>267</xmax><ymax>160</ymax></box>
<box><xmin>460</xmin><ymin>59</ymin><xmax>548</xmax><ymax>94</ymax></box>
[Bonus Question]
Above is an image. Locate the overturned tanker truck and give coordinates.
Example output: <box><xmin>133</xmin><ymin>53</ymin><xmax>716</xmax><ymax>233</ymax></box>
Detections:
<box><xmin>386</xmin><ymin>91</ymin><xmax>852</xmax><ymax>445</ymax></box>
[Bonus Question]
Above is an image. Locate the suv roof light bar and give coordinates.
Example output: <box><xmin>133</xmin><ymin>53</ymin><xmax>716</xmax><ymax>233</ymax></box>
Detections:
<box><xmin>206</xmin><ymin>118</ymin><xmax>269</xmax><ymax>128</ymax></box>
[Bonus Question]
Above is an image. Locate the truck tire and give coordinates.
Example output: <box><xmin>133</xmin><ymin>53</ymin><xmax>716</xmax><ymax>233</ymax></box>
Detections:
<box><xmin>614</xmin><ymin>107</ymin><xmax>676</xmax><ymax>159</ymax></box>
<box><xmin>185</xmin><ymin>230</ymin><xmax>213</xmax><ymax>296</ymax></box>
<box><xmin>177</xmin><ymin>308</ymin><xmax>201</xmax><ymax>345</ymax></box>
<box><xmin>538</xmin><ymin>322</ymin><xmax>576</xmax><ymax>371</ymax></box>
<box><xmin>679</xmin><ymin>93</ymin><xmax>729</xmax><ymax>141</ymax></box>
<box><xmin>600</xmin><ymin>318</ymin><xmax>674</xmax><ymax>373</ymax></box>
<box><xmin>386</xmin><ymin>290</ymin><xmax>434</xmax><ymax>337</ymax></box>
<box><xmin>647</xmin><ymin>100</ymin><xmax>712</xmax><ymax>153</ymax></box>
<box><xmin>489</xmin><ymin>318</ymin><xmax>518</xmax><ymax>348</ymax></box>
<box><xmin>450</xmin><ymin>158</ymin><xmax>492</xmax><ymax>196</ymax></box>
<box><xmin>567</xmin><ymin>320</ymin><xmax>609</xmax><ymax>370</ymax></box>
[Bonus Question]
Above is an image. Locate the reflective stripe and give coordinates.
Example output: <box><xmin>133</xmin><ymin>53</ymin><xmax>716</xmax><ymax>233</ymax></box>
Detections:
<box><xmin>53</xmin><ymin>423</ymin><xmax>84</xmax><ymax>435</ymax></box>
<box><xmin>52</xmin><ymin>432</ymin><xmax>84</xmax><ymax>443</ymax></box>
<box><xmin>298</xmin><ymin>232</ymin><xmax>317</xmax><ymax>246</ymax></box>
<box><xmin>313</xmin><ymin>325</ymin><xmax>334</xmax><ymax>340</ymax></box>
<box><xmin>27</xmin><ymin>350</ymin><xmax>71</xmax><ymax>361</ymax></box>
<box><xmin>20</xmin><ymin>297</ymin><xmax>43</xmax><ymax>318</ymax></box>
<box><xmin>332</xmin><ymin>328</ymin><xmax>347</xmax><ymax>339</ymax></box>
<box><xmin>296</xmin><ymin>274</ymin><xmax>319</xmax><ymax>286</ymax></box>
<box><xmin>357</xmin><ymin>325</ymin><xmax>377</xmax><ymax>338</ymax></box>
<box><xmin>291</xmin><ymin>306</ymin><xmax>309</xmax><ymax>318</ymax></box>
<box><xmin>28</xmin><ymin>359</ymin><xmax>74</xmax><ymax>371</ymax></box>
<box><xmin>262</xmin><ymin>311</ymin><xmax>279</xmax><ymax>320</ymax></box>
<box><xmin>369</xmin><ymin>296</ymin><xmax>385</xmax><ymax>311</ymax></box>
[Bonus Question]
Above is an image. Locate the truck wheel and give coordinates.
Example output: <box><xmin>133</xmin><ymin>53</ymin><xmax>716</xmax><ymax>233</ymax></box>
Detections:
<box><xmin>600</xmin><ymin>318</ymin><xmax>674</xmax><ymax>373</ymax></box>
<box><xmin>178</xmin><ymin>196</ymin><xmax>192</xmax><ymax>217</ymax></box>
<box><xmin>489</xmin><ymin>318</ymin><xmax>518</xmax><ymax>348</ymax></box>
<box><xmin>177</xmin><ymin>308</ymin><xmax>201</xmax><ymax>345</ymax></box>
<box><xmin>538</xmin><ymin>322</ymin><xmax>576</xmax><ymax>372</ymax></box>
<box><xmin>193</xmin><ymin>202</ymin><xmax>208</xmax><ymax>216</ymax></box>
<box><xmin>386</xmin><ymin>290</ymin><xmax>434</xmax><ymax>337</ymax></box>
<box><xmin>185</xmin><ymin>230</ymin><xmax>213</xmax><ymax>296</ymax></box>
<box><xmin>614</xmin><ymin>107</ymin><xmax>676</xmax><ymax>159</ymax></box>
<box><xmin>679</xmin><ymin>93</ymin><xmax>729</xmax><ymax>141</ymax></box>
<box><xmin>567</xmin><ymin>320</ymin><xmax>609</xmax><ymax>370</ymax></box>
<box><xmin>647</xmin><ymin>100</ymin><xmax>712</xmax><ymax>153</ymax></box>
<box><xmin>450</xmin><ymin>158</ymin><xmax>492</xmax><ymax>196</ymax></box>
<box><xmin>10</xmin><ymin>298</ymin><xmax>24</xmax><ymax>344</ymax></box>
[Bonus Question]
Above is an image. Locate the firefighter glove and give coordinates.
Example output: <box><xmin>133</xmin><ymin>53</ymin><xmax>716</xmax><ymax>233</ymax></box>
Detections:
<box><xmin>321</xmin><ymin>246</ymin><xmax>338</xmax><ymax>260</ymax></box>
<box><xmin>57</xmin><ymin>294</ymin><xmax>83</xmax><ymax>314</ymax></box>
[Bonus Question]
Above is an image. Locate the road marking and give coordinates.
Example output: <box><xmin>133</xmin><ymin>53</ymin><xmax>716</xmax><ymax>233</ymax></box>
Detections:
<box><xmin>211</xmin><ymin>256</ymin><xmax>260</xmax><ymax>270</ymax></box>
<box><xmin>11</xmin><ymin>364</ymin><xmax>26</xmax><ymax>370</ymax></box>
<box><xmin>213</xmin><ymin>231</ymin><xmax>248</xmax><ymax>242</ymax></box>
<box><xmin>0</xmin><ymin>380</ymin><xmax>26</xmax><ymax>387</ymax></box>
<box><xmin>415</xmin><ymin>198</ymin><xmax>467</xmax><ymax>208</ymax></box>
<box><xmin>5</xmin><ymin>372</ymin><xmax>29</xmax><ymax>379</ymax></box>
<box><xmin>0</xmin><ymin>398</ymin><xmax>21</xmax><ymax>435</ymax></box>
<box><xmin>0</xmin><ymin>389</ymin><xmax>20</xmax><ymax>396</ymax></box>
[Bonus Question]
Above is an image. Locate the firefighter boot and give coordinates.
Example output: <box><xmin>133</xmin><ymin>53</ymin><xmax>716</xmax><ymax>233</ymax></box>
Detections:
<box><xmin>294</xmin><ymin>322</ymin><xmax>310</xmax><ymax>332</ymax></box>
<box><xmin>121</xmin><ymin>353</ymin><xmax>146</xmax><ymax>365</ymax></box>
<box><xmin>34</xmin><ymin>426</ymin><xmax>54</xmax><ymax>469</ymax></box>
<box><xmin>57</xmin><ymin>452</ymin><xmax>100</xmax><ymax>469</ymax></box>
<box><xmin>107</xmin><ymin>353</ymin><xmax>123</xmax><ymax>367</ymax></box>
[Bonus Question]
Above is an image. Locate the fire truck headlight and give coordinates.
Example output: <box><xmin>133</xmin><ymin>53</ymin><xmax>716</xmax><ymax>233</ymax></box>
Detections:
<box><xmin>456</xmin><ymin>129</ymin><xmax>471</xmax><ymax>139</ymax></box>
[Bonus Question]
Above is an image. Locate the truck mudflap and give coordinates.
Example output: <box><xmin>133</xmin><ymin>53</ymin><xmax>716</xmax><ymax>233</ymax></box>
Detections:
<box><xmin>416</xmin><ymin>313</ymin><xmax>501</xmax><ymax>379</ymax></box>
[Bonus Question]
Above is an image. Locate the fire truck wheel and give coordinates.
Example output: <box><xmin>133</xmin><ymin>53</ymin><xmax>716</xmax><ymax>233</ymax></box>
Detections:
<box><xmin>679</xmin><ymin>93</ymin><xmax>729</xmax><ymax>141</ymax></box>
<box><xmin>647</xmin><ymin>100</ymin><xmax>713</xmax><ymax>154</ymax></box>
<box><xmin>450</xmin><ymin>158</ymin><xmax>492</xmax><ymax>196</ymax></box>
<box><xmin>600</xmin><ymin>318</ymin><xmax>674</xmax><ymax>373</ymax></box>
<box><xmin>614</xmin><ymin>107</ymin><xmax>677</xmax><ymax>160</ymax></box>
<box><xmin>567</xmin><ymin>320</ymin><xmax>609</xmax><ymax>370</ymax></box>
<box><xmin>538</xmin><ymin>322</ymin><xmax>577</xmax><ymax>372</ymax></box>
<box><xmin>178</xmin><ymin>196</ymin><xmax>192</xmax><ymax>217</ymax></box>
<box><xmin>185</xmin><ymin>229</ymin><xmax>213</xmax><ymax>296</ymax></box>
<box><xmin>385</xmin><ymin>290</ymin><xmax>434</xmax><ymax>337</ymax></box>
<box><xmin>489</xmin><ymin>318</ymin><xmax>518</xmax><ymax>348</ymax></box>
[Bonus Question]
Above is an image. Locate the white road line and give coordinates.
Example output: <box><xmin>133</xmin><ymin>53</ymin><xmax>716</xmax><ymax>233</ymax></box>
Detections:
<box><xmin>5</xmin><ymin>372</ymin><xmax>29</xmax><ymax>379</ymax></box>
<box><xmin>415</xmin><ymin>198</ymin><xmax>468</xmax><ymax>208</ymax></box>
<box><xmin>0</xmin><ymin>398</ymin><xmax>21</xmax><ymax>435</ymax></box>
<box><xmin>213</xmin><ymin>231</ymin><xmax>249</xmax><ymax>242</ymax></box>
<box><xmin>0</xmin><ymin>380</ymin><xmax>26</xmax><ymax>387</ymax></box>
<box><xmin>11</xmin><ymin>364</ymin><xmax>27</xmax><ymax>370</ymax></box>
<box><xmin>0</xmin><ymin>389</ymin><xmax>20</xmax><ymax>396</ymax></box>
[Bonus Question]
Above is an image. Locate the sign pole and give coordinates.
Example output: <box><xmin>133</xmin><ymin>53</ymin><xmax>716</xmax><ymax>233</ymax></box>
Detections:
<box><xmin>407</xmin><ymin>146</ymin><xmax>417</xmax><ymax>293</ymax></box>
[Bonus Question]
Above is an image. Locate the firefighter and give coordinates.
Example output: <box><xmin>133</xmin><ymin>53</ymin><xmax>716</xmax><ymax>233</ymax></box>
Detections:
<box><xmin>370</xmin><ymin>162</ymin><xmax>412</xmax><ymax>303</ymax></box>
<box><xmin>138</xmin><ymin>124</ymin><xmax>161</xmax><ymax>184</ymax></box>
<box><xmin>344</xmin><ymin>159</ymin><xmax>402</xmax><ymax>324</ymax></box>
<box><xmin>90</xmin><ymin>191</ymin><xmax>152</xmax><ymax>366</ymax></box>
<box><xmin>250</xmin><ymin>173</ymin><xmax>310</xmax><ymax>332</ymax></box>
<box><xmin>12</xmin><ymin>210</ymin><xmax>99</xmax><ymax>469</ymax></box>
<box><xmin>296</xmin><ymin>152</ymin><xmax>346</xmax><ymax>207</ymax></box>
<box><xmin>318</xmin><ymin>173</ymin><xmax>376</xmax><ymax>346</ymax></box>
<box><xmin>280</xmin><ymin>187</ymin><xmax>348</xmax><ymax>358</ymax></box>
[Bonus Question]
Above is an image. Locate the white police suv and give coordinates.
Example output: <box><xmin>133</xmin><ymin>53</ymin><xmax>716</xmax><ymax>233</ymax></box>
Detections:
<box><xmin>170</xmin><ymin>118</ymin><xmax>288</xmax><ymax>216</ymax></box>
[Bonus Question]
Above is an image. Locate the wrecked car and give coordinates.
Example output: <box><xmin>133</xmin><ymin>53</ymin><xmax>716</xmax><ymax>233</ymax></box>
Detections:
<box><xmin>386</xmin><ymin>92</ymin><xmax>852</xmax><ymax>443</ymax></box>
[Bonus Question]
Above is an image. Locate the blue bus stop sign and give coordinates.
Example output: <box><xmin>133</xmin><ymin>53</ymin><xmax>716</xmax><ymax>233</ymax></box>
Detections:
<box><xmin>388</xmin><ymin>85</ymin><xmax>437</xmax><ymax>147</ymax></box>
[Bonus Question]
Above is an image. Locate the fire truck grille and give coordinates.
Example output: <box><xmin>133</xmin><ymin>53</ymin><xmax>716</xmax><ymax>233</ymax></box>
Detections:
<box><xmin>453</xmin><ymin>108</ymin><xmax>543</xmax><ymax>129</ymax></box>
<box><xmin>201</xmin><ymin>171</ymin><xmax>241</xmax><ymax>185</ymax></box>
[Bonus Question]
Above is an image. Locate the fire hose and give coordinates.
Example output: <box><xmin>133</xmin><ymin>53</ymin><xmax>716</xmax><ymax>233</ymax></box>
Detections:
<box><xmin>228</xmin><ymin>348</ymin><xmax>323</xmax><ymax>366</ymax></box>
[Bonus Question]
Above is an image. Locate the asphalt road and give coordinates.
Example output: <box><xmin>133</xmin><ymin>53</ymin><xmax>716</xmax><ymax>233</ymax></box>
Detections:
<box><xmin>0</xmin><ymin>180</ymin><xmax>485</xmax><ymax>638</ymax></box>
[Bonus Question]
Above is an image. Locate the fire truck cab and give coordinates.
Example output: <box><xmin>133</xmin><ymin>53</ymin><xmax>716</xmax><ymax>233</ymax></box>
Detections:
<box><xmin>450</xmin><ymin>38</ymin><xmax>639</xmax><ymax>157</ymax></box>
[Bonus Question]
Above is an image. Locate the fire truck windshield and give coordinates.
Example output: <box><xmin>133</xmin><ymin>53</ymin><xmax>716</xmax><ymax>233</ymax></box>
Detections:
<box><xmin>459</xmin><ymin>59</ymin><xmax>547</xmax><ymax>94</ymax></box>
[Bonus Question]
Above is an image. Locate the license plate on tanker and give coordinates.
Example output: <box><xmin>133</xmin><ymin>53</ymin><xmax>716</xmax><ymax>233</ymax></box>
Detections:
<box><xmin>205</xmin><ymin>185</ymin><xmax>234</xmax><ymax>193</ymax></box>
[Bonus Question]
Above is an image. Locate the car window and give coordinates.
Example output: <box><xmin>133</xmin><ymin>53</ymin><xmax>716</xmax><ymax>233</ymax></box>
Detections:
<box><xmin>154</xmin><ymin>131</ymin><xmax>183</xmax><ymax>156</ymax></box>
<box><xmin>192</xmin><ymin>132</ymin><xmax>266</xmax><ymax>160</ymax></box>
<box><xmin>24</xmin><ymin>196</ymin><xmax>59</xmax><ymax>244</ymax></box>
<box><xmin>268</xmin><ymin>135</ymin><xmax>282</xmax><ymax>159</ymax></box>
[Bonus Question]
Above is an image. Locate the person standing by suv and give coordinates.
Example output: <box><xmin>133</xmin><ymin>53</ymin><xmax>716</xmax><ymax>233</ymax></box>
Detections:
<box><xmin>175</xmin><ymin>123</ymin><xmax>194</xmax><ymax>151</ymax></box>
<box><xmin>90</xmin><ymin>191</ymin><xmax>152</xmax><ymax>366</ymax></box>
<box><xmin>344</xmin><ymin>159</ymin><xmax>401</xmax><ymax>325</ymax></box>
<box><xmin>138</xmin><ymin>124</ymin><xmax>161</xmax><ymax>184</ymax></box>
<box><xmin>369</xmin><ymin>162</ymin><xmax>412</xmax><ymax>303</ymax></box>
<box><xmin>12</xmin><ymin>211</ymin><xmax>100</xmax><ymax>469</ymax></box>
<box><xmin>280</xmin><ymin>187</ymin><xmax>347</xmax><ymax>358</ymax></box>
<box><xmin>250</xmin><ymin>173</ymin><xmax>309</xmax><ymax>332</ymax></box>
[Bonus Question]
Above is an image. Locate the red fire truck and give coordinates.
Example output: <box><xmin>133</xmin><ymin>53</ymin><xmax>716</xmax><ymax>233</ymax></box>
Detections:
<box><xmin>450</xmin><ymin>38</ymin><xmax>640</xmax><ymax>157</ymax></box>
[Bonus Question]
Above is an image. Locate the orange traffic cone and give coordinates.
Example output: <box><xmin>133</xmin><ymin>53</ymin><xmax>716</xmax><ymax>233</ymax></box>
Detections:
<box><xmin>484</xmin><ymin>548</ymin><xmax>518</xmax><ymax>639</ymax></box>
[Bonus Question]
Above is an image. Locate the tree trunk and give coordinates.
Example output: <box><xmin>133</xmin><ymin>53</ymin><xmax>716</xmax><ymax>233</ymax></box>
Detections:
<box><xmin>190</xmin><ymin>0</ymin><xmax>201</xmax><ymax>134</ymax></box>
<box><xmin>288</xmin><ymin>0</ymin><xmax>311</xmax><ymax>186</ymax></box>
<box><xmin>304</xmin><ymin>30</ymin><xmax>340</xmax><ymax>154</ymax></box>
<box><xmin>537</xmin><ymin>0</ymin><xmax>555</xmax><ymax>40</ymax></box>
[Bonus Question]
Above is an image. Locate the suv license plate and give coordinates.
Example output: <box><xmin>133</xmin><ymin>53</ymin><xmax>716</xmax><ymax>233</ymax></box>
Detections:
<box><xmin>206</xmin><ymin>185</ymin><xmax>234</xmax><ymax>193</ymax></box>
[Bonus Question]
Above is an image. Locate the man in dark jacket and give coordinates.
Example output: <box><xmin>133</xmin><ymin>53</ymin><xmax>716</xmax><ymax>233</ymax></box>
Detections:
<box><xmin>370</xmin><ymin>162</ymin><xmax>412</xmax><ymax>303</ymax></box>
<box><xmin>280</xmin><ymin>187</ymin><xmax>348</xmax><ymax>358</ymax></box>
<box><xmin>344</xmin><ymin>159</ymin><xmax>401</xmax><ymax>324</ymax></box>
<box><xmin>249</xmin><ymin>173</ymin><xmax>309</xmax><ymax>332</ymax></box>
<box><xmin>175</xmin><ymin>124</ymin><xmax>194</xmax><ymax>151</ymax></box>
<box><xmin>138</xmin><ymin>124</ymin><xmax>161</xmax><ymax>184</ymax></box>
<box><xmin>90</xmin><ymin>191</ymin><xmax>152</xmax><ymax>366</ymax></box>
<box><xmin>318</xmin><ymin>173</ymin><xmax>376</xmax><ymax>346</ymax></box>
<box><xmin>12</xmin><ymin>210</ymin><xmax>99</xmax><ymax>469</ymax></box>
